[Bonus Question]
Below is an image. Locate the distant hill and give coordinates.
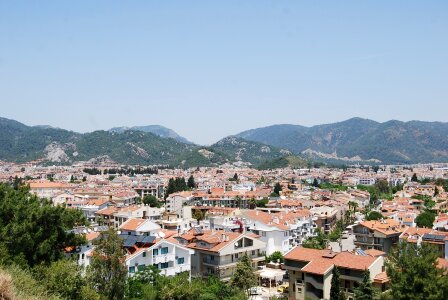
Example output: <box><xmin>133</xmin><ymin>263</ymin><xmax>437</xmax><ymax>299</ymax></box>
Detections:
<box><xmin>210</xmin><ymin>136</ymin><xmax>295</xmax><ymax>167</ymax></box>
<box><xmin>236</xmin><ymin>118</ymin><xmax>448</xmax><ymax>164</ymax></box>
<box><xmin>110</xmin><ymin>125</ymin><xmax>192</xmax><ymax>144</ymax></box>
<box><xmin>0</xmin><ymin>117</ymin><xmax>292</xmax><ymax>167</ymax></box>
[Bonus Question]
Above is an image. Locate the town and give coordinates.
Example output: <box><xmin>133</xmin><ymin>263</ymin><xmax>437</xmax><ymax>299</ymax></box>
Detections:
<box><xmin>1</xmin><ymin>160</ymin><xmax>448</xmax><ymax>300</ymax></box>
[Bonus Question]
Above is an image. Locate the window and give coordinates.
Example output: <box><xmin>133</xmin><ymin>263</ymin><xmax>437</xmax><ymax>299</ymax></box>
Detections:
<box><xmin>161</xmin><ymin>262</ymin><xmax>169</xmax><ymax>269</ymax></box>
<box><xmin>129</xmin><ymin>266</ymin><xmax>135</xmax><ymax>273</ymax></box>
<box><xmin>138</xmin><ymin>265</ymin><xmax>145</xmax><ymax>272</ymax></box>
<box><xmin>161</xmin><ymin>247</ymin><xmax>169</xmax><ymax>254</ymax></box>
<box><xmin>177</xmin><ymin>257</ymin><xmax>185</xmax><ymax>264</ymax></box>
<box><xmin>252</xmin><ymin>250</ymin><xmax>256</xmax><ymax>256</ymax></box>
<box><xmin>143</xmin><ymin>252</ymin><xmax>146</xmax><ymax>257</ymax></box>
<box><xmin>153</xmin><ymin>249</ymin><xmax>159</xmax><ymax>256</ymax></box>
<box><xmin>262</xmin><ymin>232</ymin><xmax>266</xmax><ymax>237</ymax></box>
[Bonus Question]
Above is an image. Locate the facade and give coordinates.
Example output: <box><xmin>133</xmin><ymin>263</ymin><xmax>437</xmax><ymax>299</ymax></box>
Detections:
<box><xmin>353</xmin><ymin>220</ymin><xmax>407</xmax><ymax>253</ymax></box>
<box><xmin>125</xmin><ymin>239</ymin><xmax>194</xmax><ymax>277</ymax></box>
<box><xmin>176</xmin><ymin>229</ymin><xmax>266</xmax><ymax>281</ymax></box>
<box><xmin>284</xmin><ymin>247</ymin><xmax>386</xmax><ymax>300</ymax></box>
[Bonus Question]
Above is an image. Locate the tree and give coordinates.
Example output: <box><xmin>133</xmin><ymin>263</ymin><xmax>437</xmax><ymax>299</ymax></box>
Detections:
<box><xmin>87</xmin><ymin>228</ymin><xmax>127</xmax><ymax>300</ymax></box>
<box><xmin>233</xmin><ymin>173</ymin><xmax>239</xmax><ymax>182</ymax></box>
<box><xmin>302</xmin><ymin>228</ymin><xmax>327</xmax><ymax>250</ymax></box>
<box><xmin>312</xmin><ymin>178</ymin><xmax>319</xmax><ymax>187</ymax></box>
<box><xmin>0</xmin><ymin>184</ymin><xmax>87</xmax><ymax>268</ymax></box>
<box><xmin>375</xmin><ymin>179</ymin><xmax>390</xmax><ymax>194</ymax></box>
<box><xmin>230</xmin><ymin>254</ymin><xmax>257</xmax><ymax>295</ymax></box>
<box><xmin>70</xmin><ymin>175</ymin><xmax>75</xmax><ymax>183</ymax></box>
<box><xmin>33</xmin><ymin>259</ymin><xmax>97</xmax><ymax>300</ymax></box>
<box><xmin>142</xmin><ymin>195</ymin><xmax>161</xmax><ymax>208</ymax></box>
<box><xmin>187</xmin><ymin>175</ymin><xmax>196</xmax><ymax>189</ymax></box>
<box><xmin>256</xmin><ymin>198</ymin><xmax>269</xmax><ymax>208</ymax></box>
<box><xmin>434</xmin><ymin>186</ymin><xmax>439</xmax><ymax>197</ymax></box>
<box><xmin>354</xmin><ymin>269</ymin><xmax>374</xmax><ymax>300</ymax></box>
<box><xmin>273</xmin><ymin>182</ymin><xmax>282</xmax><ymax>196</ymax></box>
<box><xmin>266</xmin><ymin>251</ymin><xmax>284</xmax><ymax>263</ymax></box>
<box><xmin>330</xmin><ymin>266</ymin><xmax>345</xmax><ymax>300</ymax></box>
<box><xmin>415</xmin><ymin>211</ymin><xmax>435</xmax><ymax>228</ymax></box>
<box><xmin>126</xmin><ymin>265</ymin><xmax>161</xmax><ymax>299</ymax></box>
<box><xmin>366</xmin><ymin>211</ymin><xmax>384</xmax><ymax>221</ymax></box>
<box><xmin>386</xmin><ymin>241</ymin><xmax>448</xmax><ymax>300</ymax></box>
<box><xmin>411</xmin><ymin>173</ymin><xmax>418</xmax><ymax>182</ymax></box>
<box><xmin>193</xmin><ymin>209</ymin><xmax>205</xmax><ymax>223</ymax></box>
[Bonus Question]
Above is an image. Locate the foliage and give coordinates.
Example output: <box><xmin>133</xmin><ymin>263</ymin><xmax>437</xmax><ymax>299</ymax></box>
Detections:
<box><xmin>256</xmin><ymin>198</ymin><xmax>269</xmax><ymax>208</ymax></box>
<box><xmin>273</xmin><ymin>182</ymin><xmax>282</xmax><ymax>195</ymax></box>
<box><xmin>230</xmin><ymin>254</ymin><xmax>257</xmax><ymax>295</ymax></box>
<box><xmin>187</xmin><ymin>175</ymin><xmax>196</xmax><ymax>189</ymax></box>
<box><xmin>354</xmin><ymin>269</ymin><xmax>374</xmax><ymax>300</ymax></box>
<box><xmin>366</xmin><ymin>211</ymin><xmax>384</xmax><ymax>221</ymax></box>
<box><xmin>32</xmin><ymin>259</ymin><xmax>96</xmax><ymax>300</ymax></box>
<box><xmin>266</xmin><ymin>251</ymin><xmax>284</xmax><ymax>263</ymax></box>
<box><xmin>126</xmin><ymin>269</ymin><xmax>246</xmax><ymax>300</ymax></box>
<box><xmin>256</xmin><ymin>155</ymin><xmax>308</xmax><ymax>170</ymax></box>
<box><xmin>143</xmin><ymin>195</ymin><xmax>161</xmax><ymax>208</ymax></box>
<box><xmin>302</xmin><ymin>228</ymin><xmax>327</xmax><ymax>250</ymax></box>
<box><xmin>0</xmin><ymin>265</ymin><xmax>61</xmax><ymax>300</ymax></box>
<box><xmin>385</xmin><ymin>241</ymin><xmax>448</xmax><ymax>300</ymax></box>
<box><xmin>165</xmin><ymin>177</ymin><xmax>188</xmax><ymax>198</ymax></box>
<box><xmin>411</xmin><ymin>173</ymin><xmax>418</xmax><ymax>182</ymax></box>
<box><xmin>87</xmin><ymin>228</ymin><xmax>128</xmax><ymax>300</ymax></box>
<box><xmin>319</xmin><ymin>182</ymin><xmax>348</xmax><ymax>191</ymax></box>
<box><xmin>0</xmin><ymin>183</ymin><xmax>87</xmax><ymax>268</ymax></box>
<box><xmin>330</xmin><ymin>266</ymin><xmax>345</xmax><ymax>300</ymax></box>
<box><xmin>415</xmin><ymin>211</ymin><xmax>436</xmax><ymax>228</ymax></box>
<box><xmin>193</xmin><ymin>209</ymin><xmax>205</xmax><ymax>222</ymax></box>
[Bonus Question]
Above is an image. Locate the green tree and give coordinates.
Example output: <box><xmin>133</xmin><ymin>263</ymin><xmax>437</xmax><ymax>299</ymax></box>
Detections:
<box><xmin>0</xmin><ymin>184</ymin><xmax>87</xmax><ymax>268</ymax></box>
<box><xmin>193</xmin><ymin>209</ymin><xmax>205</xmax><ymax>223</ymax></box>
<box><xmin>273</xmin><ymin>182</ymin><xmax>282</xmax><ymax>195</ymax></box>
<box><xmin>233</xmin><ymin>173</ymin><xmax>239</xmax><ymax>182</ymax></box>
<box><xmin>375</xmin><ymin>179</ymin><xmax>391</xmax><ymax>194</ymax></box>
<box><xmin>366</xmin><ymin>211</ymin><xmax>384</xmax><ymax>221</ymax></box>
<box><xmin>415</xmin><ymin>211</ymin><xmax>435</xmax><ymax>228</ymax></box>
<box><xmin>142</xmin><ymin>195</ymin><xmax>161</xmax><ymax>208</ymax></box>
<box><xmin>302</xmin><ymin>228</ymin><xmax>327</xmax><ymax>250</ymax></box>
<box><xmin>411</xmin><ymin>173</ymin><xmax>418</xmax><ymax>182</ymax></box>
<box><xmin>87</xmin><ymin>228</ymin><xmax>127</xmax><ymax>300</ymax></box>
<box><xmin>266</xmin><ymin>251</ymin><xmax>284</xmax><ymax>263</ymax></box>
<box><xmin>330</xmin><ymin>266</ymin><xmax>345</xmax><ymax>300</ymax></box>
<box><xmin>354</xmin><ymin>269</ymin><xmax>374</xmax><ymax>300</ymax></box>
<box><xmin>33</xmin><ymin>259</ymin><xmax>97</xmax><ymax>300</ymax></box>
<box><xmin>187</xmin><ymin>175</ymin><xmax>196</xmax><ymax>189</ymax></box>
<box><xmin>312</xmin><ymin>178</ymin><xmax>319</xmax><ymax>187</ymax></box>
<box><xmin>126</xmin><ymin>265</ymin><xmax>161</xmax><ymax>299</ymax></box>
<box><xmin>256</xmin><ymin>198</ymin><xmax>269</xmax><ymax>208</ymax></box>
<box><xmin>386</xmin><ymin>241</ymin><xmax>448</xmax><ymax>300</ymax></box>
<box><xmin>230</xmin><ymin>254</ymin><xmax>257</xmax><ymax>295</ymax></box>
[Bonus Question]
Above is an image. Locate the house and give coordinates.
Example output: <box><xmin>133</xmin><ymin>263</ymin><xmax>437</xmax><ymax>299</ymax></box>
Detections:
<box><xmin>353</xmin><ymin>220</ymin><xmax>407</xmax><ymax>253</ymax></box>
<box><xmin>182</xmin><ymin>229</ymin><xmax>266</xmax><ymax>281</ymax></box>
<box><xmin>241</xmin><ymin>209</ymin><xmax>316</xmax><ymax>255</ymax></box>
<box><xmin>119</xmin><ymin>218</ymin><xmax>161</xmax><ymax>236</ymax></box>
<box><xmin>125</xmin><ymin>238</ymin><xmax>194</xmax><ymax>277</ymax></box>
<box><xmin>400</xmin><ymin>227</ymin><xmax>448</xmax><ymax>259</ymax></box>
<box><xmin>29</xmin><ymin>181</ymin><xmax>71</xmax><ymax>199</ymax></box>
<box><xmin>283</xmin><ymin>247</ymin><xmax>387</xmax><ymax>300</ymax></box>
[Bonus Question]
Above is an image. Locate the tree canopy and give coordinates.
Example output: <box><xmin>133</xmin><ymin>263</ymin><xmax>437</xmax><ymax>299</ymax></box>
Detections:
<box><xmin>0</xmin><ymin>183</ymin><xmax>87</xmax><ymax>268</ymax></box>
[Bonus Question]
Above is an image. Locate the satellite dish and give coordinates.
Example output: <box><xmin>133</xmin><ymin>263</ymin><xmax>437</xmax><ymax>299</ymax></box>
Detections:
<box><xmin>159</xmin><ymin>232</ymin><xmax>166</xmax><ymax>239</ymax></box>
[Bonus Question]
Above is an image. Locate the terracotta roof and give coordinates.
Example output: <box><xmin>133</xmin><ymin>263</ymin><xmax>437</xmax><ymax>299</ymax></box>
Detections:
<box><xmin>120</xmin><ymin>218</ymin><xmax>146</xmax><ymax>231</ymax></box>
<box><xmin>373</xmin><ymin>272</ymin><xmax>389</xmax><ymax>283</ymax></box>
<box><xmin>86</xmin><ymin>232</ymin><xmax>100</xmax><ymax>241</ymax></box>
<box><xmin>285</xmin><ymin>248</ymin><xmax>378</xmax><ymax>275</ymax></box>
<box><xmin>358</xmin><ymin>219</ymin><xmax>407</xmax><ymax>236</ymax></box>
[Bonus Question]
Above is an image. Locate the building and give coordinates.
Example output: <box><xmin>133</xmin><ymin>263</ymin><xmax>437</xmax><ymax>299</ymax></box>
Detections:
<box><xmin>177</xmin><ymin>229</ymin><xmax>266</xmax><ymax>281</ymax></box>
<box><xmin>353</xmin><ymin>220</ymin><xmax>407</xmax><ymax>253</ymax></box>
<box><xmin>125</xmin><ymin>238</ymin><xmax>194</xmax><ymax>277</ymax></box>
<box><xmin>283</xmin><ymin>247</ymin><xmax>387</xmax><ymax>300</ymax></box>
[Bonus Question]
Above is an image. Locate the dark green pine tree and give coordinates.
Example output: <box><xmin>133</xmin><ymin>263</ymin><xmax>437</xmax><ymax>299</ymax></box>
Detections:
<box><xmin>330</xmin><ymin>266</ymin><xmax>345</xmax><ymax>300</ymax></box>
<box><xmin>411</xmin><ymin>173</ymin><xmax>418</xmax><ymax>182</ymax></box>
<box><xmin>273</xmin><ymin>182</ymin><xmax>282</xmax><ymax>195</ymax></box>
<box><xmin>354</xmin><ymin>269</ymin><xmax>374</xmax><ymax>300</ymax></box>
<box><xmin>187</xmin><ymin>175</ymin><xmax>195</xmax><ymax>189</ymax></box>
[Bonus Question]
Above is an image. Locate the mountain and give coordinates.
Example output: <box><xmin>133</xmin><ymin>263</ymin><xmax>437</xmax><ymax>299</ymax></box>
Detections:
<box><xmin>236</xmin><ymin>118</ymin><xmax>448</xmax><ymax>164</ymax></box>
<box><xmin>0</xmin><ymin>117</ymin><xmax>293</xmax><ymax>168</ymax></box>
<box><xmin>109</xmin><ymin>125</ymin><xmax>192</xmax><ymax>144</ymax></box>
<box><xmin>210</xmin><ymin>136</ymin><xmax>294</xmax><ymax>166</ymax></box>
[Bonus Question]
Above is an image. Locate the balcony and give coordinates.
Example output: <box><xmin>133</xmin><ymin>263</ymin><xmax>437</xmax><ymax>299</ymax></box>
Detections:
<box><xmin>153</xmin><ymin>254</ymin><xmax>175</xmax><ymax>264</ymax></box>
<box><xmin>305</xmin><ymin>274</ymin><xmax>324</xmax><ymax>289</ymax></box>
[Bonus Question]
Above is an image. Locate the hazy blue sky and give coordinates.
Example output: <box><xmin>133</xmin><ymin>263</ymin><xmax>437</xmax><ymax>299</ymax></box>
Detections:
<box><xmin>0</xmin><ymin>1</ymin><xmax>447</xmax><ymax>144</ymax></box>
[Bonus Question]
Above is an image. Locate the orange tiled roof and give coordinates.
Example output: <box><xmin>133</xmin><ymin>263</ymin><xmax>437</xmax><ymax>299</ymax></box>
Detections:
<box><xmin>120</xmin><ymin>218</ymin><xmax>146</xmax><ymax>231</ymax></box>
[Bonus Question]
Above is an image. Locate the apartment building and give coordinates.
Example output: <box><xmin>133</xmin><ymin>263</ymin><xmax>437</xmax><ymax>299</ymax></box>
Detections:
<box><xmin>175</xmin><ymin>229</ymin><xmax>266</xmax><ymax>281</ymax></box>
<box><xmin>353</xmin><ymin>219</ymin><xmax>407</xmax><ymax>253</ymax></box>
<box><xmin>284</xmin><ymin>247</ymin><xmax>386</xmax><ymax>300</ymax></box>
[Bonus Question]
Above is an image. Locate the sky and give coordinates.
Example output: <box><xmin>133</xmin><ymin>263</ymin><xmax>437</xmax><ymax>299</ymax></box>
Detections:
<box><xmin>0</xmin><ymin>1</ymin><xmax>447</xmax><ymax>145</ymax></box>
